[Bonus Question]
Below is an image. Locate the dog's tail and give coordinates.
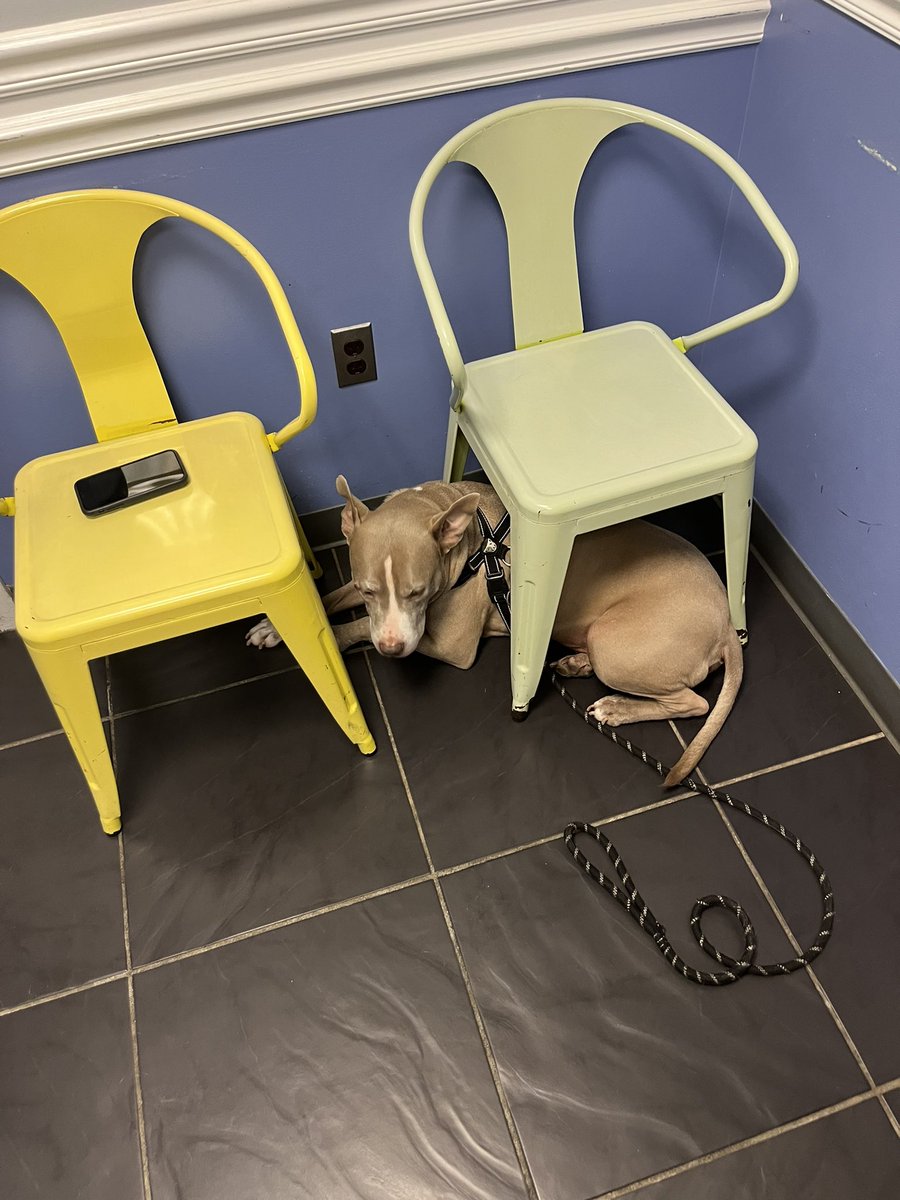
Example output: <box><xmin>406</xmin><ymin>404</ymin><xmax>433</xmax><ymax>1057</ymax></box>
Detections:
<box><xmin>663</xmin><ymin>627</ymin><xmax>743</xmax><ymax>787</ymax></box>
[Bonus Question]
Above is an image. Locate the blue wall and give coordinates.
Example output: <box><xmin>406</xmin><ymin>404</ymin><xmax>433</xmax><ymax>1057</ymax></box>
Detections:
<box><xmin>701</xmin><ymin>0</ymin><xmax>899</xmax><ymax>679</ymax></box>
<box><xmin>3</xmin><ymin>9</ymin><xmax>895</xmax><ymax>681</ymax></box>
<box><xmin>0</xmin><ymin>47</ymin><xmax>757</xmax><ymax>585</ymax></box>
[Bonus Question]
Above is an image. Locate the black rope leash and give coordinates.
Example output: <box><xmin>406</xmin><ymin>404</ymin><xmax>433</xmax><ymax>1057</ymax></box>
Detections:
<box><xmin>552</xmin><ymin>672</ymin><xmax>835</xmax><ymax>986</ymax></box>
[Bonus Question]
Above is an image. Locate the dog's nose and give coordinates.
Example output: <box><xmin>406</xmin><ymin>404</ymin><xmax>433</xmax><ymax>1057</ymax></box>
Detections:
<box><xmin>377</xmin><ymin>637</ymin><xmax>406</xmax><ymax>657</ymax></box>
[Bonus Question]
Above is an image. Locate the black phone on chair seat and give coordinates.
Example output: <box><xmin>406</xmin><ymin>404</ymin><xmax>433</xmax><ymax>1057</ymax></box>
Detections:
<box><xmin>74</xmin><ymin>450</ymin><xmax>188</xmax><ymax>517</ymax></box>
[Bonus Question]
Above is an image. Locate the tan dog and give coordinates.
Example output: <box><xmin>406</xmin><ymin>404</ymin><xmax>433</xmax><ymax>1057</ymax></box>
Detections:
<box><xmin>247</xmin><ymin>477</ymin><xmax>742</xmax><ymax>785</ymax></box>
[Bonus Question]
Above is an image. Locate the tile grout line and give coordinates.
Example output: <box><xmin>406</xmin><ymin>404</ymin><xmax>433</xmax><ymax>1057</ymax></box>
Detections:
<box><xmin>6</xmin><ymin>728</ymin><xmax>872</xmax><ymax>1015</ymax></box>
<box><xmin>710</xmin><ymin>732</ymin><xmax>884</xmax><ymax>789</ymax></box>
<box><xmin>129</xmin><ymin>875</ymin><xmax>433</xmax><ymax>976</ymax></box>
<box><xmin>1</xmin><ymin>720</ymin><xmax>889</xmax><ymax>1019</ymax></box>
<box><xmin>0</xmin><ymin>969</ymin><xmax>131</xmax><ymax>1018</ymax></box>
<box><xmin>435</xmin><ymin>790</ymin><xmax>695</xmax><ymax>879</ymax></box>
<box><xmin>0</xmin><ymin>785</ymin><xmax>690</xmax><ymax>1018</ymax></box>
<box><xmin>587</xmin><ymin>1085</ymin><xmax>897</xmax><ymax>1199</ymax></box>
<box><xmin>3</xmin><ymin>540</ymin><xmax>892</xmax><ymax>1182</ymax></box>
<box><xmin>108</xmin><ymin>657</ymin><xmax>153</xmax><ymax>1200</ymax></box>
<box><xmin>120</xmin><ymin>838</ymin><xmax>154</xmax><ymax>1200</ymax></box>
<box><xmin>749</xmin><ymin>544</ymin><xmax>898</xmax><ymax>754</ymax></box>
<box><xmin>0</xmin><ymin>726</ymin><xmax>67</xmax><ymax>753</ymax></box>
<box><xmin>2</xmin><ymin>621</ymin><xmax>890</xmax><ymax>1025</ymax></box>
<box><xmin>114</xmin><ymin>664</ymin><xmax>301</xmax><ymax>721</ymax></box>
<box><xmin>104</xmin><ymin>546</ymin><xmax>359</xmax><ymax>725</ymax></box>
<box><xmin>0</xmin><ymin>878</ymin><xmax>434</xmax><ymax>1018</ymax></box>
<box><xmin>362</xmin><ymin>651</ymin><xmax>539</xmax><ymax>1200</ymax></box>
<box><xmin>713</xmin><ymin>799</ymin><xmax>900</xmax><ymax>1137</ymax></box>
<box><xmin>689</xmin><ymin>740</ymin><xmax>900</xmax><ymax>1137</ymax></box>
<box><xmin>331</xmin><ymin>545</ymin><xmax>542</xmax><ymax>1197</ymax></box>
<box><xmin>671</xmin><ymin>722</ymin><xmax>899</xmax><ymax>1134</ymax></box>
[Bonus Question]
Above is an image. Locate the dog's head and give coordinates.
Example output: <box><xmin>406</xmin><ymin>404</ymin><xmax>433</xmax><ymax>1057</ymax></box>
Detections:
<box><xmin>336</xmin><ymin>475</ymin><xmax>479</xmax><ymax>658</ymax></box>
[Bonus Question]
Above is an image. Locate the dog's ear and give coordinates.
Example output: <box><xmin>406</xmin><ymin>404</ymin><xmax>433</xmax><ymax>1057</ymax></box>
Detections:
<box><xmin>430</xmin><ymin>492</ymin><xmax>480</xmax><ymax>553</ymax></box>
<box><xmin>335</xmin><ymin>475</ymin><xmax>370</xmax><ymax>542</ymax></box>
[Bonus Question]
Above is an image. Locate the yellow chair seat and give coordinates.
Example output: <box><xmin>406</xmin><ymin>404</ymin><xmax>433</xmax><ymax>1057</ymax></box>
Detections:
<box><xmin>15</xmin><ymin>412</ymin><xmax>301</xmax><ymax>647</ymax></box>
<box><xmin>463</xmin><ymin>322</ymin><xmax>756</xmax><ymax>521</ymax></box>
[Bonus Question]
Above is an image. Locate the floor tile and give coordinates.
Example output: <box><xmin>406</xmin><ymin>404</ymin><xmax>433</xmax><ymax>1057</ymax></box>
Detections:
<box><xmin>0</xmin><ymin>981</ymin><xmax>143</xmax><ymax>1200</ymax></box>
<box><xmin>721</xmin><ymin>738</ymin><xmax>900</xmax><ymax>1083</ymax></box>
<box><xmin>117</xmin><ymin>659</ymin><xmax>426</xmax><ymax>964</ymax></box>
<box><xmin>629</xmin><ymin>1098</ymin><xmax>900</xmax><ymax>1199</ymax></box>
<box><xmin>0</xmin><ymin>631</ymin><xmax>107</xmax><ymax>746</ymax></box>
<box><xmin>442</xmin><ymin>797</ymin><xmax>863</xmax><ymax>1200</ymax></box>
<box><xmin>371</xmin><ymin>638</ymin><xmax>686</xmax><ymax>868</ymax></box>
<box><xmin>108</xmin><ymin>553</ymin><xmax>343</xmax><ymax>714</ymax></box>
<box><xmin>135</xmin><ymin>884</ymin><xmax>525</xmax><ymax>1200</ymax></box>
<box><xmin>673</xmin><ymin>557</ymin><xmax>878</xmax><ymax>783</ymax></box>
<box><xmin>0</xmin><ymin>736</ymin><xmax>125</xmax><ymax>1009</ymax></box>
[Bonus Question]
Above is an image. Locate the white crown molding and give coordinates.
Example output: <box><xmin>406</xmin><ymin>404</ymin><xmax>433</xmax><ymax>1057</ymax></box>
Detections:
<box><xmin>820</xmin><ymin>1</ymin><xmax>900</xmax><ymax>45</ymax></box>
<box><xmin>0</xmin><ymin>0</ymin><xmax>770</xmax><ymax>178</ymax></box>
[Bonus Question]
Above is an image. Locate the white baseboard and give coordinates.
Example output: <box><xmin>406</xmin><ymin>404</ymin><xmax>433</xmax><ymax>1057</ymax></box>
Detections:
<box><xmin>0</xmin><ymin>0</ymin><xmax>770</xmax><ymax>177</ymax></box>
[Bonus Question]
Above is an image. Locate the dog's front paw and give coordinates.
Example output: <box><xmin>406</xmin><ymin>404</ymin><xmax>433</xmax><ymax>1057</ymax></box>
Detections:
<box><xmin>246</xmin><ymin>618</ymin><xmax>282</xmax><ymax>649</ymax></box>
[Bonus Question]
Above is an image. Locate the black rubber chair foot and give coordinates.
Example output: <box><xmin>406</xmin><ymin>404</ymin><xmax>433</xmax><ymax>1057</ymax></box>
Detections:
<box><xmin>511</xmin><ymin>706</ymin><xmax>529</xmax><ymax>722</ymax></box>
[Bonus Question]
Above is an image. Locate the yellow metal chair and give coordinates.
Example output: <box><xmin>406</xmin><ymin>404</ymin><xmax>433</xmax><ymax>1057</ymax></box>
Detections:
<box><xmin>0</xmin><ymin>189</ymin><xmax>375</xmax><ymax>834</ymax></box>
<box><xmin>410</xmin><ymin>99</ymin><xmax>799</xmax><ymax>717</ymax></box>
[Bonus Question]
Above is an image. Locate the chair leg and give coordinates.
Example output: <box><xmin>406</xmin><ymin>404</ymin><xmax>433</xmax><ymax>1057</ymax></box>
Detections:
<box><xmin>443</xmin><ymin>413</ymin><xmax>469</xmax><ymax>483</ymax></box>
<box><xmin>722</xmin><ymin>464</ymin><xmax>755</xmax><ymax>643</ymax></box>
<box><xmin>27</xmin><ymin>646</ymin><xmax>121</xmax><ymax>834</ymax></box>
<box><xmin>509</xmin><ymin>518</ymin><xmax>575</xmax><ymax>716</ymax></box>
<box><xmin>288</xmin><ymin>499</ymin><xmax>322</xmax><ymax>579</ymax></box>
<box><xmin>265</xmin><ymin>577</ymin><xmax>376</xmax><ymax>754</ymax></box>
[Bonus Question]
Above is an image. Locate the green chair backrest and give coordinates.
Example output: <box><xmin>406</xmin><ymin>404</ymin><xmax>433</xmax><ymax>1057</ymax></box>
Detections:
<box><xmin>410</xmin><ymin>99</ymin><xmax>798</xmax><ymax>392</ymax></box>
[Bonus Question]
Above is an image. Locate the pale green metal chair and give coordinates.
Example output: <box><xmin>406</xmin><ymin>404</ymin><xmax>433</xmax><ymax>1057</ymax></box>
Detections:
<box><xmin>409</xmin><ymin>98</ymin><xmax>798</xmax><ymax>717</ymax></box>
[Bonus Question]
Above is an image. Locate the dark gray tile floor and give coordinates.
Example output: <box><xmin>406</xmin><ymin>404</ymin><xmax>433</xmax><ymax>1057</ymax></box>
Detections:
<box><xmin>0</xmin><ymin>633</ymin><xmax>107</xmax><ymax>746</ymax></box>
<box><xmin>2</xmin><ymin>512</ymin><xmax>898</xmax><ymax>1200</ymax></box>
<box><xmin>630</xmin><ymin>1098</ymin><xmax>900</xmax><ymax>1200</ymax></box>
<box><xmin>0</xmin><ymin>982</ymin><xmax>143</xmax><ymax>1200</ymax></box>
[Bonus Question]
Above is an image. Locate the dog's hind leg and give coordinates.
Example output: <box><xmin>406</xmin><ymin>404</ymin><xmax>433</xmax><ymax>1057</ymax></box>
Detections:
<box><xmin>551</xmin><ymin>652</ymin><xmax>593</xmax><ymax>677</ymax></box>
<box><xmin>587</xmin><ymin>689</ymin><xmax>709</xmax><ymax>726</ymax></box>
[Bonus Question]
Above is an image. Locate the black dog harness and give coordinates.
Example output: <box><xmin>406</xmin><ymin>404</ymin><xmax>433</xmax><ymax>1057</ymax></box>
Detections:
<box><xmin>453</xmin><ymin>508</ymin><xmax>512</xmax><ymax>631</ymax></box>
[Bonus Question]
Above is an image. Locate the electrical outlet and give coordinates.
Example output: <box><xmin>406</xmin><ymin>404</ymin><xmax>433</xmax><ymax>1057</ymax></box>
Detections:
<box><xmin>331</xmin><ymin>322</ymin><xmax>377</xmax><ymax>387</ymax></box>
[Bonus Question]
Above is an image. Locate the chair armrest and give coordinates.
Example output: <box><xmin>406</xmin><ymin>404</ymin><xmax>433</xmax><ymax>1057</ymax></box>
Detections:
<box><xmin>658</xmin><ymin>117</ymin><xmax>799</xmax><ymax>352</ymax></box>
<box><xmin>173</xmin><ymin>203</ymin><xmax>317</xmax><ymax>450</ymax></box>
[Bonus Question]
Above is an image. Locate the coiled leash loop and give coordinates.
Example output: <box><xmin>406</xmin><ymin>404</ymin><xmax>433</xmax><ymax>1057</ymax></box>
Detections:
<box><xmin>553</xmin><ymin>672</ymin><xmax>835</xmax><ymax>986</ymax></box>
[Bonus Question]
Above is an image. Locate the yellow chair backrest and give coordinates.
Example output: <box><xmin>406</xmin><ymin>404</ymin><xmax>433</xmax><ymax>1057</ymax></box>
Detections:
<box><xmin>410</xmin><ymin>99</ymin><xmax>799</xmax><ymax>389</ymax></box>
<box><xmin>0</xmin><ymin>189</ymin><xmax>316</xmax><ymax>448</ymax></box>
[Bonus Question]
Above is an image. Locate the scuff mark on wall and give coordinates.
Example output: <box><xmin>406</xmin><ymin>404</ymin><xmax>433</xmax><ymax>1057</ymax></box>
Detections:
<box><xmin>856</xmin><ymin>139</ymin><xmax>898</xmax><ymax>172</ymax></box>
